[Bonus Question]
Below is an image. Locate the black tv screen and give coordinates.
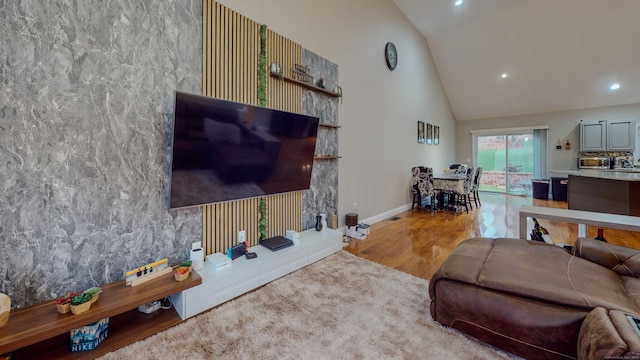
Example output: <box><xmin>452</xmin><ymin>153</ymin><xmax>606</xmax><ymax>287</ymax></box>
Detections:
<box><xmin>169</xmin><ymin>91</ymin><xmax>319</xmax><ymax>209</ymax></box>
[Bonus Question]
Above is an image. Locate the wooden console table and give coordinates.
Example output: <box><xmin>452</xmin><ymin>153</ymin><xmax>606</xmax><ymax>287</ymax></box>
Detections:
<box><xmin>0</xmin><ymin>269</ymin><xmax>201</xmax><ymax>359</ymax></box>
<box><xmin>519</xmin><ymin>205</ymin><xmax>640</xmax><ymax>240</ymax></box>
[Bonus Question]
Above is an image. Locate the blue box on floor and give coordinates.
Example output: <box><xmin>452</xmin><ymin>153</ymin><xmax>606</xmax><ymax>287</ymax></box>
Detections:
<box><xmin>70</xmin><ymin>317</ymin><xmax>109</xmax><ymax>352</ymax></box>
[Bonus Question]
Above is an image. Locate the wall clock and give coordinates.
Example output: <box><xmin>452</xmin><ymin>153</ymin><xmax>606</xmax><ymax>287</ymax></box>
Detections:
<box><xmin>385</xmin><ymin>42</ymin><xmax>397</xmax><ymax>71</ymax></box>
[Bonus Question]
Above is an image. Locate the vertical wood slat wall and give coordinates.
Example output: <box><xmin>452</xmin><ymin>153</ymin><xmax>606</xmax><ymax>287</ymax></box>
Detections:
<box><xmin>201</xmin><ymin>1</ymin><xmax>305</xmax><ymax>255</ymax></box>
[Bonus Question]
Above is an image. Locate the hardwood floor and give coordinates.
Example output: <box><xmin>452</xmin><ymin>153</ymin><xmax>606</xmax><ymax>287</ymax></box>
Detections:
<box><xmin>344</xmin><ymin>192</ymin><xmax>640</xmax><ymax>281</ymax></box>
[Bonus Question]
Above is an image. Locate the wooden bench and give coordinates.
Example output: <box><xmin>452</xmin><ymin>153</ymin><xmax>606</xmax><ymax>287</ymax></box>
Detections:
<box><xmin>0</xmin><ymin>269</ymin><xmax>201</xmax><ymax>359</ymax></box>
<box><xmin>519</xmin><ymin>205</ymin><xmax>640</xmax><ymax>241</ymax></box>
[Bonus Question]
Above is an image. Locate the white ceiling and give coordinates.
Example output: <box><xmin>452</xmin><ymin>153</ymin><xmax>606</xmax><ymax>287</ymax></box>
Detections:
<box><xmin>393</xmin><ymin>0</ymin><xmax>640</xmax><ymax>121</ymax></box>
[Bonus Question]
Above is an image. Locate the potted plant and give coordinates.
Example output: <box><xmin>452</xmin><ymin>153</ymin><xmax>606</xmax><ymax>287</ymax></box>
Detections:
<box><xmin>174</xmin><ymin>266</ymin><xmax>190</xmax><ymax>281</ymax></box>
<box><xmin>55</xmin><ymin>292</ymin><xmax>79</xmax><ymax>314</ymax></box>
<box><xmin>83</xmin><ymin>287</ymin><xmax>102</xmax><ymax>304</ymax></box>
<box><xmin>180</xmin><ymin>260</ymin><xmax>193</xmax><ymax>272</ymax></box>
<box><xmin>70</xmin><ymin>293</ymin><xmax>93</xmax><ymax>315</ymax></box>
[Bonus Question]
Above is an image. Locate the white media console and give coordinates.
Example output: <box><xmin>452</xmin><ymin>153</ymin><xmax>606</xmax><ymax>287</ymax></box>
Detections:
<box><xmin>171</xmin><ymin>228</ymin><xmax>343</xmax><ymax>319</ymax></box>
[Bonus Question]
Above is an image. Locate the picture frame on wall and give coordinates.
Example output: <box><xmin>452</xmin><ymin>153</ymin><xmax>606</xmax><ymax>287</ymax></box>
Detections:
<box><xmin>426</xmin><ymin>123</ymin><xmax>433</xmax><ymax>145</ymax></box>
<box><xmin>417</xmin><ymin>121</ymin><xmax>425</xmax><ymax>143</ymax></box>
<box><xmin>434</xmin><ymin>125</ymin><xmax>440</xmax><ymax>145</ymax></box>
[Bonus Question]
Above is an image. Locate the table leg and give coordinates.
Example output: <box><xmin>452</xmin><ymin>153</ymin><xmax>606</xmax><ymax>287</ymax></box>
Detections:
<box><xmin>519</xmin><ymin>214</ymin><xmax>528</xmax><ymax>239</ymax></box>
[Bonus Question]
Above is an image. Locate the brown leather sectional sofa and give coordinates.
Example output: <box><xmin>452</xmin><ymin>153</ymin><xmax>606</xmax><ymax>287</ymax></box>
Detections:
<box><xmin>429</xmin><ymin>237</ymin><xmax>640</xmax><ymax>359</ymax></box>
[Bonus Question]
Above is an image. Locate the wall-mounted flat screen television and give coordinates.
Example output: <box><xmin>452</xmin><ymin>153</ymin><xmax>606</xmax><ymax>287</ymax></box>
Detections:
<box><xmin>169</xmin><ymin>91</ymin><xmax>319</xmax><ymax>209</ymax></box>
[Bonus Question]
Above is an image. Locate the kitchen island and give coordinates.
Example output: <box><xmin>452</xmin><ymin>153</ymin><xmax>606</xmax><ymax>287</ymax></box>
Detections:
<box><xmin>551</xmin><ymin>170</ymin><xmax>640</xmax><ymax>217</ymax></box>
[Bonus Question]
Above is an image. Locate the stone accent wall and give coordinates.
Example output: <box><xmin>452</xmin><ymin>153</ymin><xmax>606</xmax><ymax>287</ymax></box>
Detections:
<box><xmin>301</xmin><ymin>50</ymin><xmax>339</xmax><ymax>229</ymax></box>
<box><xmin>0</xmin><ymin>1</ymin><xmax>202</xmax><ymax>308</ymax></box>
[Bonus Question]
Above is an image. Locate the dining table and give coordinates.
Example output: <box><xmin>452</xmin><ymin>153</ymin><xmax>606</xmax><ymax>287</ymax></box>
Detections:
<box><xmin>432</xmin><ymin>173</ymin><xmax>466</xmax><ymax>211</ymax></box>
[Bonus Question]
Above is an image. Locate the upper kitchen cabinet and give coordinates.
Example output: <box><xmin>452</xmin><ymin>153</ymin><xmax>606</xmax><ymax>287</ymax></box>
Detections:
<box><xmin>579</xmin><ymin>119</ymin><xmax>635</xmax><ymax>151</ymax></box>
<box><xmin>580</xmin><ymin>121</ymin><xmax>606</xmax><ymax>151</ymax></box>
<box><xmin>607</xmin><ymin>119</ymin><xmax>635</xmax><ymax>151</ymax></box>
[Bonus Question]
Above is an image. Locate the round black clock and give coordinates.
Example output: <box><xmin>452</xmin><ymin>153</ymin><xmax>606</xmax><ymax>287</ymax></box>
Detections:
<box><xmin>385</xmin><ymin>42</ymin><xmax>397</xmax><ymax>70</ymax></box>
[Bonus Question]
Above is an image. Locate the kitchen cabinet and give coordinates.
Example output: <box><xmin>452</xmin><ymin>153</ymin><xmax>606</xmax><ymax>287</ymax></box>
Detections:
<box><xmin>579</xmin><ymin>119</ymin><xmax>635</xmax><ymax>151</ymax></box>
<box><xmin>608</xmin><ymin>119</ymin><xmax>635</xmax><ymax>151</ymax></box>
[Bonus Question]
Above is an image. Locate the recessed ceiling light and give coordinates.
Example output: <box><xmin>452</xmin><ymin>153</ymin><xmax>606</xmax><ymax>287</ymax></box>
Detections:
<box><xmin>609</xmin><ymin>83</ymin><xmax>621</xmax><ymax>90</ymax></box>
<box><xmin>454</xmin><ymin>0</ymin><xmax>464</xmax><ymax>6</ymax></box>
<box><xmin>501</xmin><ymin>73</ymin><xmax>508</xmax><ymax>79</ymax></box>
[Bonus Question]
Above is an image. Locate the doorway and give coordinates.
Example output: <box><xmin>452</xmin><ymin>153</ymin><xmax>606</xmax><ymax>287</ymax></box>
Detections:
<box><xmin>474</xmin><ymin>128</ymin><xmax>547</xmax><ymax>195</ymax></box>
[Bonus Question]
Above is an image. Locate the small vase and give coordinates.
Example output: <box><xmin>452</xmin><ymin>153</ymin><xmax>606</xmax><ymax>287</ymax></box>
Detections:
<box><xmin>320</xmin><ymin>213</ymin><xmax>327</xmax><ymax>232</ymax></box>
<box><xmin>315</xmin><ymin>215</ymin><xmax>322</xmax><ymax>231</ymax></box>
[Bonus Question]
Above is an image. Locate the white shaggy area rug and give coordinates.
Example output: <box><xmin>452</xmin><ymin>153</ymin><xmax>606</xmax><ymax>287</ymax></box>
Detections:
<box><xmin>99</xmin><ymin>251</ymin><xmax>517</xmax><ymax>359</ymax></box>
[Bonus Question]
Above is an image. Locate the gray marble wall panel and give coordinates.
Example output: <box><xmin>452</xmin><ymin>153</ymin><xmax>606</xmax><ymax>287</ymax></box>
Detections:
<box><xmin>301</xmin><ymin>50</ymin><xmax>339</xmax><ymax>230</ymax></box>
<box><xmin>0</xmin><ymin>1</ymin><xmax>202</xmax><ymax>308</ymax></box>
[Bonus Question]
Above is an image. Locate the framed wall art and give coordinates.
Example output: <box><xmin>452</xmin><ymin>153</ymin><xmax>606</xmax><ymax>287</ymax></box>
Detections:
<box><xmin>426</xmin><ymin>123</ymin><xmax>433</xmax><ymax>145</ymax></box>
<box><xmin>417</xmin><ymin>121</ymin><xmax>425</xmax><ymax>143</ymax></box>
<box><xmin>434</xmin><ymin>125</ymin><xmax>440</xmax><ymax>145</ymax></box>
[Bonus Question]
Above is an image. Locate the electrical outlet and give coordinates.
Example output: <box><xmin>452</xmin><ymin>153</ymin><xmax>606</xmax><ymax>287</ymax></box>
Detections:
<box><xmin>238</xmin><ymin>230</ymin><xmax>246</xmax><ymax>243</ymax></box>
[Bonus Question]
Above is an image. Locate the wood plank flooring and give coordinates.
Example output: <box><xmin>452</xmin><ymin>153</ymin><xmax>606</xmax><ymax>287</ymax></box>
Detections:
<box><xmin>344</xmin><ymin>192</ymin><xmax>640</xmax><ymax>281</ymax></box>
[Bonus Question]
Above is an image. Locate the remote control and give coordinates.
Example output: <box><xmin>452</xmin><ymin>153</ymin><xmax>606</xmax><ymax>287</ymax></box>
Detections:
<box><xmin>245</xmin><ymin>252</ymin><xmax>257</xmax><ymax>259</ymax></box>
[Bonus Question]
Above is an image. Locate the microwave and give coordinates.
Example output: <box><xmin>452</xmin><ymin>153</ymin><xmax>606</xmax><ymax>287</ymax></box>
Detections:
<box><xmin>578</xmin><ymin>157</ymin><xmax>610</xmax><ymax>169</ymax></box>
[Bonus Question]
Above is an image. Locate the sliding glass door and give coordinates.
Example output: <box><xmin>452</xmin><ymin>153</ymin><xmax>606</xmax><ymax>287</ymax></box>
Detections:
<box><xmin>475</xmin><ymin>129</ymin><xmax>547</xmax><ymax>195</ymax></box>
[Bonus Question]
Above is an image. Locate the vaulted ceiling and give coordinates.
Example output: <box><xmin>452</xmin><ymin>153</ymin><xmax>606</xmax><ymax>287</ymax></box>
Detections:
<box><xmin>393</xmin><ymin>0</ymin><xmax>640</xmax><ymax>121</ymax></box>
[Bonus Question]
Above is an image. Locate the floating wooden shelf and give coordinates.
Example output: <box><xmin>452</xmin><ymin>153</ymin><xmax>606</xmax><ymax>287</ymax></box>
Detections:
<box><xmin>270</xmin><ymin>71</ymin><xmax>342</xmax><ymax>98</ymax></box>
<box><xmin>315</xmin><ymin>155</ymin><xmax>341</xmax><ymax>160</ymax></box>
<box><xmin>319</xmin><ymin>123</ymin><xmax>341</xmax><ymax>129</ymax></box>
<box><xmin>0</xmin><ymin>269</ymin><xmax>201</xmax><ymax>357</ymax></box>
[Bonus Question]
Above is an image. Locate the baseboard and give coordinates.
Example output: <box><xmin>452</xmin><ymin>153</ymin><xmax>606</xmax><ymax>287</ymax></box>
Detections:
<box><xmin>336</xmin><ymin>203</ymin><xmax>412</xmax><ymax>236</ymax></box>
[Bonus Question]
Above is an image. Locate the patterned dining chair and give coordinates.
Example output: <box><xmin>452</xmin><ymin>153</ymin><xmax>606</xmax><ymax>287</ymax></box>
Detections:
<box><xmin>470</xmin><ymin>166</ymin><xmax>483</xmax><ymax>207</ymax></box>
<box><xmin>411</xmin><ymin>167</ymin><xmax>437</xmax><ymax>211</ymax></box>
<box><xmin>448</xmin><ymin>164</ymin><xmax>468</xmax><ymax>176</ymax></box>
<box><xmin>454</xmin><ymin>166</ymin><xmax>474</xmax><ymax>213</ymax></box>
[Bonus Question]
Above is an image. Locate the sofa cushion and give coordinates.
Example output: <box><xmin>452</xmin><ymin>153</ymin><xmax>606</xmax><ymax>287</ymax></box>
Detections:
<box><xmin>573</xmin><ymin>238</ymin><xmax>640</xmax><ymax>277</ymax></box>
<box><xmin>431</xmin><ymin>238</ymin><xmax>640</xmax><ymax>315</ymax></box>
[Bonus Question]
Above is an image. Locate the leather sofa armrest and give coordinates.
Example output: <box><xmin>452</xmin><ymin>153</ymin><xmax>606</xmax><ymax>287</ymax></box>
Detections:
<box><xmin>578</xmin><ymin>307</ymin><xmax>640</xmax><ymax>360</ymax></box>
<box><xmin>572</xmin><ymin>238</ymin><xmax>640</xmax><ymax>277</ymax></box>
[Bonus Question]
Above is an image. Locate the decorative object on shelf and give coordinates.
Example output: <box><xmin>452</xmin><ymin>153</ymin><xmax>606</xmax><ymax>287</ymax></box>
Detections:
<box><xmin>70</xmin><ymin>293</ymin><xmax>93</xmax><ymax>315</ymax></box>
<box><xmin>174</xmin><ymin>266</ymin><xmax>191</xmax><ymax>281</ymax></box>
<box><xmin>0</xmin><ymin>293</ymin><xmax>10</xmax><ymax>328</ymax></box>
<box><xmin>70</xmin><ymin>318</ymin><xmax>109</xmax><ymax>352</ymax></box>
<box><xmin>125</xmin><ymin>258</ymin><xmax>172</xmax><ymax>287</ymax></box>
<box><xmin>180</xmin><ymin>259</ymin><xmax>193</xmax><ymax>271</ymax></box>
<box><xmin>316</xmin><ymin>77</ymin><xmax>326</xmax><ymax>89</ymax></box>
<box><xmin>83</xmin><ymin>287</ymin><xmax>103</xmax><ymax>304</ymax></box>
<box><xmin>55</xmin><ymin>292</ymin><xmax>79</xmax><ymax>314</ymax></box>
<box><xmin>258</xmin><ymin>197</ymin><xmax>267</xmax><ymax>241</ymax></box>
<box><xmin>385</xmin><ymin>42</ymin><xmax>397</xmax><ymax>71</ymax></box>
<box><xmin>426</xmin><ymin>123</ymin><xmax>433</xmax><ymax>145</ymax></box>
<box><xmin>335</xmin><ymin>86</ymin><xmax>343</xmax><ymax>103</ymax></box>
<box><xmin>434</xmin><ymin>125</ymin><xmax>440</xmax><ymax>145</ymax></box>
<box><xmin>417</xmin><ymin>121</ymin><xmax>425</xmax><ymax>143</ymax></box>
<box><xmin>190</xmin><ymin>244</ymin><xmax>204</xmax><ymax>271</ymax></box>
<box><xmin>320</xmin><ymin>213</ymin><xmax>328</xmax><ymax>231</ymax></box>
<box><xmin>258</xmin><ymin>24</ymin><xmax>267</xmax><ymax>107</ymax></box>
<box><xmin>269</xmin><ymin>62</ymin><xmax>282</xmax><ymax>77</ymax></box>
<box><xmin>315</xmin><ymin>215</ymin><xmax>323</xmax><ymax>231</ymax></box>
<box><xmin>292</xmin><ymin>63</ymin><xmax>313</xmax><ymax>83</ymax></box>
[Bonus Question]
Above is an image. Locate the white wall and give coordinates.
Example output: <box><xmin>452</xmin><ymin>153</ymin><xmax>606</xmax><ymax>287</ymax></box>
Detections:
<box><xmin>218</xmin><ymin>0</ymin><xmax>456</xmax><ymax>224</ymax></box>
<box><xmin>456</xmin><ymin>103</ymin><xmax>640</xmax><ymax>172</ymax></box>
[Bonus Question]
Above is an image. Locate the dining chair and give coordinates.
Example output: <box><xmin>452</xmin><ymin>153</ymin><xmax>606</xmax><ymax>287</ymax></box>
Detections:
<box><xmin>411</xmin><ymin>167</ymin><xmax>437</xmax><ymax>211</ymax></box>
<box><xmin>448</xmin><ymin>164</ymin><xmax>468</xmax><ymax>176</ymax></box>
<box><xmin>470</xmin><ymin>166</ymin><xmax>483</xmax><ymax>207</ymax></box>
<box><xmin>454</xmin><ymin>166</ymin><xmax>474</xmax><ymax>213</ymax></box>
